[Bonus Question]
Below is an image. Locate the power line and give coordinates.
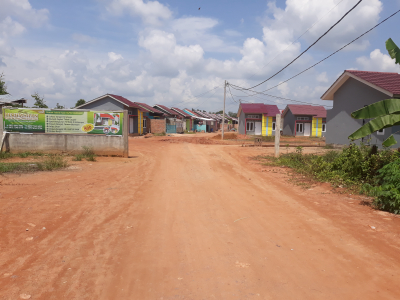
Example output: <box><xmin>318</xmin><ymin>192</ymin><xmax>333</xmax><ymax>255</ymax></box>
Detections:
<box><xmin>231</xmin><ymin>8</ymin><xmax>400</xmax><ymax>95</ymax></box>
<box><xmin>243</xmin><ymin>0</ymin><xmax>363</xmax><ymax>90</ymax></box>
<box><xmin>229</xmin><ymin>84</ymin><xmax>332</xmax><ymax>108</ymax></box>
<box><xmin>246</xmin><ymin>0</ymin><xmax>346</xmax><ymax>81</ymax></box>
<box><xmin>171</xmin><ymin>85</ymin><xmax>222</xmax><ymax>107</ymax></box>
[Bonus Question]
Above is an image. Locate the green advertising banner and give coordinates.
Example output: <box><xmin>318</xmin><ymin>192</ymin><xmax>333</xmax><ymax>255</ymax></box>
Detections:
<box><xmin>3</xmin><ymin>108</ymin><xmax>123</xmax><ymax>136</ymax></box>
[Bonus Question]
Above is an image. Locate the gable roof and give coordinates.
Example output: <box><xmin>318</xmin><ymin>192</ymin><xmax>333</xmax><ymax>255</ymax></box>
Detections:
<box><xmin>283</xmin><ymin>105</ymin><xmax>326</xmax><ymax>118</ymax></box>
<box><xmin>321</xmin><ymin>70</ymin><xmax>400</xmax><ymax>100</ymax></box>
<box><xmin>154</xmin><ymin>104</ymin><xmax>178</xmax><ymax>116</ymax></box>
<box><xmin>171</xmin><ymin>107</ymin><xmax>192</xmax><ymax>118</ymax></box>
<box><xmin>76</xmin><ymin>94</ymin><xmax>143</xmax><ymax>110</ymax></box>
<box><xmin>237</xmin><ymin>103</ymin><xmax>280</xmax><ymax>117</ymax></box>
<box><xmin>134</xmin><ymin>102</ymin><xmax>164</xmax><ymax>114</ymax></box>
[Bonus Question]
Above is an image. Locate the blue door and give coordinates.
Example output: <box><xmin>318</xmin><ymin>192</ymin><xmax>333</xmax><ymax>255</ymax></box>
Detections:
<box><xmin>166</xmin><ymin>124</ymin><xmax>176</xmax><ymax>134</ymax></box>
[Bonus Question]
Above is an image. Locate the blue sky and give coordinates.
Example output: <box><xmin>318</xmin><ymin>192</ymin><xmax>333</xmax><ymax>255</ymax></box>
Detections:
<box><xmin>1</xmin><ymin>0</ymin><xmax>400</xmax><ymax>112</ymax></box>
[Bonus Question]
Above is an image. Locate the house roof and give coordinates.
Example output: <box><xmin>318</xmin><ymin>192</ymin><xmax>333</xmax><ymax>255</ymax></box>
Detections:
<box><xmin>134</xmin><ymin>102</ymin><xmax>164</xmax><ymax>114</ymax></box>
<box><xmin>321</xmin><ymin>70</ymin><xmax>400</xmax><ymax>100</ymax></box>
<box><xmin>171</xmin><ymin>107</ymin><xmax>192</xmax><ymax>118</ymax></box>
<box><xmin>284</xmin><ymin>105</ymin><xmax>326</xmax><ymax>118</ymax></box>
<box><xmin>76</xmin><ymin>94</ymin><xmax>143</xmax><ymax>110</ymax></box>
<box><xmin>238</xmin><ymin>103</ymin><xmax>280</xmax><ymax>117</ymax></box>
<box><xmin>154</xmin><ymin>104</ymin><xmax>178</xmax><ymax>116</ymax></box>
<box><xmin>99</xmin><ymin>113</ymin><xmax>114</xmax><ymax>119</ymax></box>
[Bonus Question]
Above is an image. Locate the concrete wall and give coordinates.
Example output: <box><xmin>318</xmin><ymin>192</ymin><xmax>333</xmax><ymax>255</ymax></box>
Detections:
<box><xmin>326</xmin><ymin>77</ymin><xmax>400</xmax><ymax>147</ymax></box>
<box><xmin>150</xmin><ymin>119</ymin><xmax>166</xmax><ymax>134</ymax></box>
<box><xmin>283</xmin><ymin>109</ymin><xmax>295</xmax><ymax>136</ymax></box>
<box><xmin>4</xmin><ymin>133</ymin><xmax>126</xmax><ymax>156</ymax></box>
<box><xmin>79</xmin><ymin>96</ymin><xmax>126</xmax><ymax>111</ymax></box>
<box><xmin>238</xmin><ymin>111</ymin><xmax>245</xmax><ymax>134</ymax></box>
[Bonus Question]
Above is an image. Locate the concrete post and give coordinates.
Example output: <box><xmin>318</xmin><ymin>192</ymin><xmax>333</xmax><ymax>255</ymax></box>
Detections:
<box><xmin>275</xmin><ymin>113</ymin><xmax>281</xmax><ymax>158</ymax></box>
<box><xmin>123</xmin><ymin>110</ymin><xmax>129</xmax><ymax>158</ymax></box>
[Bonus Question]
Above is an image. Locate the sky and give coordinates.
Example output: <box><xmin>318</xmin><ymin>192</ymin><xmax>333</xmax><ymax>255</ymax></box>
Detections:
<box><xmin>1</xmin><ymin>0</ymin><xmax>400</xmax><ymax>112</ymax></box>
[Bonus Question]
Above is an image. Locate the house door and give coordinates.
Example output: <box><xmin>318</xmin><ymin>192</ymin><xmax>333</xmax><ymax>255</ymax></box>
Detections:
<box><xmin>304</xmin><ymin>123</ymin><xmax>311</xmax><ymax>136</ymax></box>
<box><xmin>255</xmin><ymin>122</ymin><xmax>262</xmax><ymax>135</ymax></box>
<box><xmin>129</xmin><ymin>117</ymin><xmax>134</xmax><ymax>133</ymax></box>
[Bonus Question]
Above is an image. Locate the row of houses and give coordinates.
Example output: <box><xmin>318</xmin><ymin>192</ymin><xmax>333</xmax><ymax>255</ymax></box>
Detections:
<box><xmin>237</xmin><ymin>70</ymin><xmax>400</xmax><ymax>147</ymax></box>
<box><xmin>76</xmin><ymin>94</ymin><xmax>238</xmax><ymax>135</ymax></box>
<box><xmin>237</xmin><ymin>102</ymin><xmax>327</xmax><ymax>138</ymax></box>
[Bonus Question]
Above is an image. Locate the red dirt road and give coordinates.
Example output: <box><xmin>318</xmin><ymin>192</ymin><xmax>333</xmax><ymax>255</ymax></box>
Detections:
<box><xmin>1</xmin><ymin>137</ymin><xmax>400</xmax><ymax>299</ymax></box>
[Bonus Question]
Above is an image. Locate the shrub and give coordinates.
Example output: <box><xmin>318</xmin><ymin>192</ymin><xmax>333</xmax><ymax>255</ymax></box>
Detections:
<box><xmin>73</xmin><ymin>154</ymin><xmax>84</xmax><ymax>161</ymax></box>
<box><xmin>361</xmin><ymin>159</ymin><xmax>400</xmax><ymax>214</ymax></box>
<box><xmin>37</xmin><ymin>155</ymin><xmax>69</xmax><ymax>171</ymax></box>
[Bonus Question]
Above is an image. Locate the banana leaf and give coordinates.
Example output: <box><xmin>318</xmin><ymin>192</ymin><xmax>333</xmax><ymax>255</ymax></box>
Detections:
<box><xmin>383</xmin><ymin>135</ymin><xmax>397</xmax><ymax>147</ymax></box>
<box><xmin>348</xmin><ymin>113</ymin><xmax>400</xmax><ymax>141</ymax></box>
<box><xmin>386</xmin><ymin>38</ymin><xmax>400</xmax><ymax>65</ymax></box>
<box><xmin>351</xmin><ymin>98</ymin><xmax>400</xmax><ymax>119</ymax></box>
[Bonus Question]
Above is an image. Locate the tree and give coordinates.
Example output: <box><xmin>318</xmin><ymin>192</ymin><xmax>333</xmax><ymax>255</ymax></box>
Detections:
<box><xmin>348</xmin><ymin>38</ymin><xmax>400</xmax><ymax>147</ymax></box>
<box><xmin>32</xmin><ymin>92</ymin><xmax>48</xmax><ymax>108</ymax></box>
<box><xmin>228</xmin><ymin>111</ymin><xmax>237</xmax><ymax>118</ymax></box>
<box><xmin>75</xmin><ymin>99</ymin><xmax>85</xmax><ymax>107</ymax></box>
<box><xmin>55</xmin><ymin>103</ymin><xmax>65</xmax><ymax>109</ymax></box>
<box><xmin>0</xmin><ymin>73</ymin><xmax>8</xmax><ymax>95</ymax></box>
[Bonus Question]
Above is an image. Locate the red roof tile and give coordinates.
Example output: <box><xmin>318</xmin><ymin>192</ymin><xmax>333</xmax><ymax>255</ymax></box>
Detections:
<box><xmin>171</xmin><ymin>107</ymin><xmax>192</xmax><ymax>118</ymax></box>
<box><xmin>346</xmin><ymin>70</ymin><xmax>400</xmax><ymax>95</ymax></box>
<box><xmin>134</xmin><ymin>102</ymin><xmax>164</xmax><ymax>114</ymax></box>
<box><xmin>107</xmin><ymin>94</ymin><xmax>142</xmax><ymax>109</ymax></box>
<box><xmin>154</xmin><ymin>104</ymin><xmax>178</xmax><ymax>116</ymax></box>
<box><xmin>287</xmin><ymin>105</ymin><xmax>326</xmax><ymax>118</ymax></box>
<box><xmin>240</xmin><ymin>103</ymin><xmax>280</xmax><ymax>117</ymax></box>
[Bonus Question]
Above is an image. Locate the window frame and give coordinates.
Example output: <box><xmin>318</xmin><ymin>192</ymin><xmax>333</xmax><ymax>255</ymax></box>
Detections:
<box><xmin>143</xmin><ymin>118</ymin><xmax>147</xmax><ymax>128</ymax></box>
<box><xmin>272</xmin><ymin>122</ymin><xmax>276</xmax><ymax>131</ymax></box>
<box><xmin>297</xmin><ymin>117</ymin><xmax>309</xmax><ymax>121</ymax></box>
<box><xmin>377</xmin><ymin>128</ymin><xmax>385</xmax><ymax>135</ymax></box>
<box><xmin>246</xmin><ymin>121</ymin><xmax>255</xmax><ymax>131</ymax></box>
<box><xmin>322</xmin><ymin>124</ymin><xmax>326</xmax><ymax>132</ymax></box>
<box><xmin>296</xmin><ymin>123</ymin><xmax>304</xmax><ymax>133</ymax></box>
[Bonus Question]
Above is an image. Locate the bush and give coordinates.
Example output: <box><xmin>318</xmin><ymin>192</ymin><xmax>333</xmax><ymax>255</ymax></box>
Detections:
<box><xmin>361</xmin><ymin>159</ymin><xmax>400</xmax><ymax>214</ymax></box>
<box><xmin>37</xmin><ymin>155</ymin><xmax>69</xmax><ymax>171</ymax></box>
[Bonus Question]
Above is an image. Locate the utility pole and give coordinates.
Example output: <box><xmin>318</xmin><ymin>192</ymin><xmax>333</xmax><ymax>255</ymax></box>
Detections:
<box><xmin>221</xmin><ymin>80</ymin><xmax>226</xmax><ymax>140</ymax></box>
<box><xmin>275</xmin><ymin>113</ymin><xmax>281</xmax><ymax>158</ymax></box>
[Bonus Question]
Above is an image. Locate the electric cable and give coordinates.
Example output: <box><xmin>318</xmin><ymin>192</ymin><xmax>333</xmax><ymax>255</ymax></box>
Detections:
<box><xmin>231</xmin><ymin>8</ymin><xmax>400</xmax><ymax>94</ymax></box>
<box><xmin>242</xmin><ymin>0</ymin><xmax>363</xmax><ymax>90</ymax></box>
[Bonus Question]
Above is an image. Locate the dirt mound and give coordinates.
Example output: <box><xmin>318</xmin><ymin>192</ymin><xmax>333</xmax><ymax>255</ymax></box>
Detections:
<box><xmin>211</xmin><ymin>133</ymin><xmax>238</xmax><ymax>140</ymax></box>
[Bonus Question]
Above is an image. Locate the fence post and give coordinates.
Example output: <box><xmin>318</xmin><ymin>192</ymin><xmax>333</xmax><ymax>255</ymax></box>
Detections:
<box><xmin>275</xmin><ymin>113</ymin><xmax>281</xmax><ymax>158</ymax></box>
<box><xmin>123</xmin><ymin>110</ymin><xmax>129</xmax><ymax>158</ymax></box>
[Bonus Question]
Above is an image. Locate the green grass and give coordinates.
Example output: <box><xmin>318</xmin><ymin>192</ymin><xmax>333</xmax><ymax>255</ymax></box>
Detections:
<box><xmin>154</xmin><ymin>132</ymin><xmax>167</xmax><ymax>136</ymax></box>
<box><xmin>252</xmin><ymin>135</ymin><xmax>275</xmax><ymax>142</ymax></box>
<box><xmin>0</xmin><ymin>151</ymin><xmax>44</xmax><ymax>160</ymax></box>
<box><xmin>0</xmin><ymin>155</ymin><xmax>68</xmax><ymax>173</ymax></box>
<box><xmin>73</xmin><ymin>146</ymin><xmax>96</xmax><ymax>161</ymax></box>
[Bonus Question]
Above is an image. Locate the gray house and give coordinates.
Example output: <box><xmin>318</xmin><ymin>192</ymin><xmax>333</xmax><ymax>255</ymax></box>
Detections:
<box><xmin>282</xmin><ymin>105</ymin><xmax>326</xmax><ymax>137</ymax></box>
<box><xmin>321</xmin><ymin>70</ymin><xmax>400</xmax><ymax>147</ymax></box>
<box><xmin>76</xmin><ymin>94</ymin><xmax>147</xmax><ymax>135</ymax></box>
<box><xmin>237</xmin><ymin>103</ymin><xmax>280</xmax><ymax>136</ymax></box>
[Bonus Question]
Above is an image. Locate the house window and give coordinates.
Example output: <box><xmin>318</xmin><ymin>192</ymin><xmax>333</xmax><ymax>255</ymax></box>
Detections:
<box><xmin>143</xmin><ymin>119</ymin><xmax>147</xmax><ymax>128</ymax></box>
<box><xmin>296</xmin><ymin>123</ymin><xmax>303</xmax><ymax>133</ymax></box>
<box><xmin>246</xmin><ymin>121</ymin><xmax>254</xmax><ymax>131</ymax></box>
<box><xmin>128</xmin><ymin>110</ymin><xmax>133</xmax><ymax>115</ymax></box>
<box><xmin>272</xmin><ymin>122</ymin><xmax>276</xmax><ymax>131</ymax></box>
<box><xmin>377</xmin><ymin>128</ymin><xmax>385</xmax><ymax>135</ymax></box>
<box><xmin>297</xmin><ymin>117</ymin><xmax>309</xmax><ymax>120</ymax></box>
<box><xmin>322</xmin><ymin>124</ymin><xmax>326</xmax><ymax>132</ymax></box>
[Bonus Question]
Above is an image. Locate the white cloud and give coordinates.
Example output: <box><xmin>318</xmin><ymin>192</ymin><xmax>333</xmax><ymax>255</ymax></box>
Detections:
<box><xmin>316</xmin><ymin>72</ymin><xmax>328</xmax><ymax>83</ymax></box>
<box><xmin>357</xmin><ymin>49</ymin><xmax>400</xmax><ymax>72</ymax></box>
<box><xmin>108</xmin><ymin>52</ymin><xmax>124</xmax><ymax>62</ymax></box>
<box><xmin>106</xmin><ymin>0</ymin><xmax>172</xmax><ymax>25</ymax></box>
<box><xmin>277</xmin><ymin>82</ymin><xmax>289</xmax><ymax>96</ymax></box>
<box><xmin>0</xmin><ymin>0</ymin><xmax>49</xmax><ymax>28</ymax></box>
<box><xmin>224</xmin><ymin>30</ymin><xmax>242</xmax><ymax>37</ymax></box>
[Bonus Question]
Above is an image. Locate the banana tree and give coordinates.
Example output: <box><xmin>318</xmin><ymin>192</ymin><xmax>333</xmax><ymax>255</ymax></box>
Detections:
<box><xmin>348</xmin><ymin>38</ymin><xmax>400</xmax><ymax>147</ymax></box>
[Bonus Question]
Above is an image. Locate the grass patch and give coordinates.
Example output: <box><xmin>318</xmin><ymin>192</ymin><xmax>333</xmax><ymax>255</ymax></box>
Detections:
<box><xmin>264</xmin><ymin>144</ymin><xmax>399</xmax><ymax>193</ymax></box>
<box><xmin>324</xmin><ymin>144</ymin><xmax>335</xmax><ymax>149</ymax></box>
<box><xmin>37</xmin><ymin>155</ymin><xmax>69</xmax><ymax>171</ymax></box>
<box><xmin>0</xmin><ymin>151</ymin><xmax>44</xmax><ymax>160</ymax></box>
<box><xmin>154</xmin><ymin>132</ymin><xmax>166</xmax><ymax>136</ymax></box>
<box><xmin>0</xmin><ymin>162</ymin><xmax>39</xmax><ymax>173</ymax></box>
<box><xmin>73</xmin><ymin>146</ymin><xmax>96</xmax><ymax>161</ymax></box>
<box><xmin>251</xmin><ymin>135</ymin><xmax>275</xmax><ymax>142</ymax></box>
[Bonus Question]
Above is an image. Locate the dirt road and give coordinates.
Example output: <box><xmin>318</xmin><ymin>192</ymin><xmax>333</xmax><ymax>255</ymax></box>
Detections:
<box><xmin>1</xmin><ymin>136</ymin><xmax>400</xmax><ymax>299</ymax></box>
